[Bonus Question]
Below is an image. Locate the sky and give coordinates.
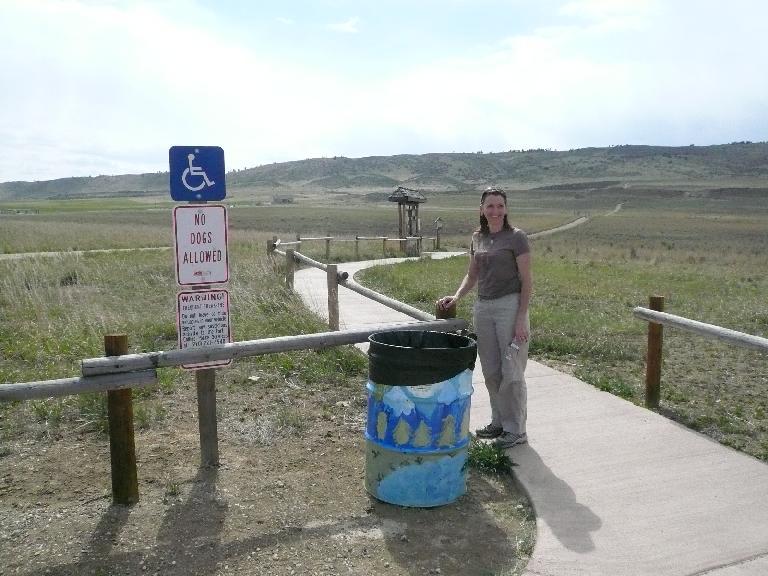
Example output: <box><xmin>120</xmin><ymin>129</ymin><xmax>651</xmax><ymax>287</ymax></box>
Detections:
<box><xmin>1</xmin><ymin>0</ymin><xmax>767</xmax><ymax>183</ymax></box>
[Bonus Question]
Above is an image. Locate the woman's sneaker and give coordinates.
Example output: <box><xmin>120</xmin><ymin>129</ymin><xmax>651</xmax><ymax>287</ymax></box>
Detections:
<box><xmin>494</xmin><ymin>432</ymin><xmax>527</xmax><ymax>449</ymax></box>
<box><xmin>475</xmin><ymin>423</ymin><xmax>503</xmax><ymax>439</ymax></box>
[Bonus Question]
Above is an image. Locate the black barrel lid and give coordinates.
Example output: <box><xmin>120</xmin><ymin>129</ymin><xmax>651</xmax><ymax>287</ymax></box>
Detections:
<box><xmin>368</xmin><ymin>330</ymin><xmax>477</xmax><ymax>387</ymax></box>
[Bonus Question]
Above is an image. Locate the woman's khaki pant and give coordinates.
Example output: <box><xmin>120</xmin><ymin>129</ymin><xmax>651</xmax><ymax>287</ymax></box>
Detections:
<box><xmin>473</xmin><ymin>293</ymin><xmax>529</xmax><ymax>435</ymax></box>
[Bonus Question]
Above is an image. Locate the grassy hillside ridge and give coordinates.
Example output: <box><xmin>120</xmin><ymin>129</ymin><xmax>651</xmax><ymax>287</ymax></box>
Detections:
<box><xmin>2</xmin><ymin>142</ymin><xmax>767</xmax><ymax>201</ymax></box>
<box><xmin>0</xmin><ymin>173</ymin><xmax>168</xmax><ymax>200</ymax></box>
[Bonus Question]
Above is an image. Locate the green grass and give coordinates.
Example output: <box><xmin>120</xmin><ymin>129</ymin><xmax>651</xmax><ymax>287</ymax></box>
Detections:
<box><xmin>358</xmin><ymin>196</ymin><xmax>768</xmax><ymax>462</ymax></box>
<box><xmin>468</xmin><ymin>436</ymin><xmax>514</xmax><ymax>474</ymax></box>
<box><xmin>0</xmin><ymin>241</ymin><xmax>367</xmax><ymax>441</ymax></box>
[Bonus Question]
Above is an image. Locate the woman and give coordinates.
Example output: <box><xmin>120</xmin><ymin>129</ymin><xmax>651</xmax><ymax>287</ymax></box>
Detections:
<box><xmin>437</xmin><ymin>187</ymin><xmax>532</xmax><ymax>449</ymax></box>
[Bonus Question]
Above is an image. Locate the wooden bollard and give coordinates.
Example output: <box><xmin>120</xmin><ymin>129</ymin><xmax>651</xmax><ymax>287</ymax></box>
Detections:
<box><xmin>105</xmin><ymin>334</ymin><xmax>139</xmax><ymax>505</ymax></box>
<box><xmin>285</xmin><ymin>248</ymin><xmax>295</xmax><ymax>288</ymax></box>
<box><xmin>435</xmin><ymin>301</ymin><xmax>456</xmax><ymax>319</ymax></box>
<box><xmin>266</xmin><ymin>235</ymin><xmax>277</xmax><ymax>255</ymax></box>
<box><xmin>327</xmin><ymin>264</ymin><xmax>340</xmax><ymax>331</ymax></box>
<box><xmin>325</xmin><ymin>238</ymin><xmax>331</xmax><ymax>261</ymax></box>
<box><xmin>645</xmin><ymin>295</ymin><xmax>665</xmax><ymax>409</ymax></box>
<box><xmin>354</xmin><ymin>236</ymin><xmax>360</xmax><ymax>260</ymax></box>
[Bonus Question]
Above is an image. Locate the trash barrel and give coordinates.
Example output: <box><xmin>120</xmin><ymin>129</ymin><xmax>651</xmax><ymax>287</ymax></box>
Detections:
<box><xmin>365</xmin><ymin>330</ymin><xmax>477</xmax><ymax>507</ymax></box>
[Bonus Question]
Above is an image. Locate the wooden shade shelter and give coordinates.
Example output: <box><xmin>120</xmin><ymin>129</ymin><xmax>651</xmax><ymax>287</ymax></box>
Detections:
<box><xmin>388</xmin><ymin>186</ymin><xmax>426</xmax><ymax>238</ymax></box>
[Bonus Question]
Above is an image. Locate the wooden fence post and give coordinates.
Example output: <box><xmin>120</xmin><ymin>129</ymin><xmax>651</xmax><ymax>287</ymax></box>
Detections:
<box><xmin>355</xmin><ymin>236</ymin><xmax>360</xmax><ymax>260</ymax></box>
<box><xmin>285</xmin><ymin>248</ymin><xmax>295</xmax><ymax>288</ymax></box>
<box><xmin>105</xmin><ymin>334</ymin><xmax>139</xmax><ymax>505</ymax></box>
<box><xmin>267</xmin><ymin>235</ymin><xmax>277</xmax><ymax>255</ymax></box>
<box><xmin>295</xmin><ymin>233</ymin><xmax>301</xmax><ymax>252</ymax></box>
<box><xmin>327</xmin><ymin>264</ymin><xmax>339</xmax><ymax>331</ymax></box>
<box><xmin>436</xmin><ymin>228</ymin><xmax>441</xmax><ymax>251</ymax></box>
<box><xmin>325</xmin><ymin>238</ymin><xmax>331</xmax><ymax>261</ymax></box>
<box><xmin>645</xmin><ymin>295</ymin><xmax>665</xmax><ymax>409</ymax></box>
<box><xmin>196</xmin><ymin>368</ymin><xmax>219</xmax><ymax>467</ymax></box>
<box><xmin>435</xmin><ymin>301</ymin><xmax>456</xmax><ymax>319</ymax></box>
<box><xmin>382</xmin><ymin>237</ymin><xmax>387</xmax><ymax>255</ymax></box>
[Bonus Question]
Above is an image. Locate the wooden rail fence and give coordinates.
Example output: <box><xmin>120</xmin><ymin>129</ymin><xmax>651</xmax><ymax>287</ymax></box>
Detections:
<box><xmin>273</xmin><ymin>233</ymin><xmax>441</xmax><ymax>260</ymax></box>
<box><xmin>8</xmin><ymin>244</ymin><xmax>765</xmax><ymax>505</ymax></box>
<box><xmin>635</xmin><ymin>295</ymin><xmax>768</xmax><ymax>408</ymax></box>
<box><xmin>0</xmin><ymin>247</ymin><xmax>467</xmax><ymax>505</ymax></box>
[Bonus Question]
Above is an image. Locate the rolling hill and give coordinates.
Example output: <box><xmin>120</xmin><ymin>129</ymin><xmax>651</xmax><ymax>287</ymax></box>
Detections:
<box><xmin>1</xmin><ymin>142</ymin><xmax>766</xmax><ymax>201</ymax></box>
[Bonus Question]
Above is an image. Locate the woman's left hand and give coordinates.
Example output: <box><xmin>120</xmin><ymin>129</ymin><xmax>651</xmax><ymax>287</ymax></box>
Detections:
<box><xmin>513</xmin><ymin>318</ymin><xmax>529</xmax><ymax>344</ymax></box>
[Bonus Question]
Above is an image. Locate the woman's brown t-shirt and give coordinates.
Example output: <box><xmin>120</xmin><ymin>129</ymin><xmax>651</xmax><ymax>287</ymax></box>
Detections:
<box><xmin>470</xmin><ymin>228</ymin><xmax>530</xmax><ymax>300</ymax></box>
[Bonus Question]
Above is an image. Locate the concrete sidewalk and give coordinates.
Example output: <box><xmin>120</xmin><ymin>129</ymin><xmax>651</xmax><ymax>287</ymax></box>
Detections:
<box><xmin>294</xmin><ymin>256</ymin><xmax>768</xmax><ymax>576</ymax></box>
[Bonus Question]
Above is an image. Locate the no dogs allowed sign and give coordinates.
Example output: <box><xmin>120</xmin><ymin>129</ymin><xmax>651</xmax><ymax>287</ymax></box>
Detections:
<box><xmin>173</xmin><ymin>204</ymin><xmax>229</xmax><ymax>286</ymax></box>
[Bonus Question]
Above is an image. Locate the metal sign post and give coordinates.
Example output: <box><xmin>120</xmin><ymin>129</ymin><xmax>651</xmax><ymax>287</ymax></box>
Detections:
<box><xmin>169</xmin><ymin>145</ymin><xmax>230</xmax><ymax>467</ymax></box>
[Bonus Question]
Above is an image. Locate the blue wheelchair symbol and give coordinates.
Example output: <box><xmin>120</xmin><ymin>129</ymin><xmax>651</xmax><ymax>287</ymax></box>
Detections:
<box><xmin>169</xmin><ymin>146</ymin><xmax>226</xmax><ymax>201</ymax></box>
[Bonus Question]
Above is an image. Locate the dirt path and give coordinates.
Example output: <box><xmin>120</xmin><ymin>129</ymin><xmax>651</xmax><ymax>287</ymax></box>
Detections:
<box><xmin>528</xmin><ymin>202</ymin><xmax>622</xmax><ymax>238</ymax></box>
<box><xmin>604</xmin><ymin>202</ymin><xmax>624</xmax><ymax>215</ymax></box>
<box><xmin>0</xmin><ymin>246</ymin><xmax>170</xmax><ymax>261</ymax></box>
<box><xmin>528</xmin><ymin>216</ymin><xmax>589</xmax><ymax>239</ymax></box>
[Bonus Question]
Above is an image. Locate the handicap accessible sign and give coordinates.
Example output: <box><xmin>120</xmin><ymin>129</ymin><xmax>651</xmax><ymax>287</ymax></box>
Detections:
<box><xmin>169</xmin><ymin>146</ymin><xmax>226</xmax><ymax>201</ymax></box>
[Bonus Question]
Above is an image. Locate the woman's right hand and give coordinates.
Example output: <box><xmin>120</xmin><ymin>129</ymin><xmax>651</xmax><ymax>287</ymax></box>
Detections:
<box><xmin>436</xmin><ymin>296</ymin><xmax>457</xmax><ymax>310</ymax></box>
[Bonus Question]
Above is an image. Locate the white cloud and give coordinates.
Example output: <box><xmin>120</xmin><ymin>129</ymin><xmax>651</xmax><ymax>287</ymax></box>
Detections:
<box><xmin>343</xmin><ymin>1</ymin><xmax>768</xmax><ymax>154</ymax></box>
<box><xmin>560</xmin><ymin>0</ymin><xmax>659</xmax><ymax>21</ymax></box>
<box><xmin>328</xmin><ymin>16</ymin><xmax>360</xmax><ymax>34</ymax></box>
<box><xmin>0</xmin><ymin>1</ymin><xmax>346</xmax><ymax>178</ymax></box>
<box><xmin>1</xmin><ymin>1</ymin><xmax>767</xmax><ymax>181</ymax></box>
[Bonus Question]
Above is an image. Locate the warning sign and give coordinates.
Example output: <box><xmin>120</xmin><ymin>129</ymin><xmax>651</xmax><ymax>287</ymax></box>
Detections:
<box><xmin>176</xmin><ymin>288</ymin><xmax>232</xmax><ymax>369</ymax></box>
